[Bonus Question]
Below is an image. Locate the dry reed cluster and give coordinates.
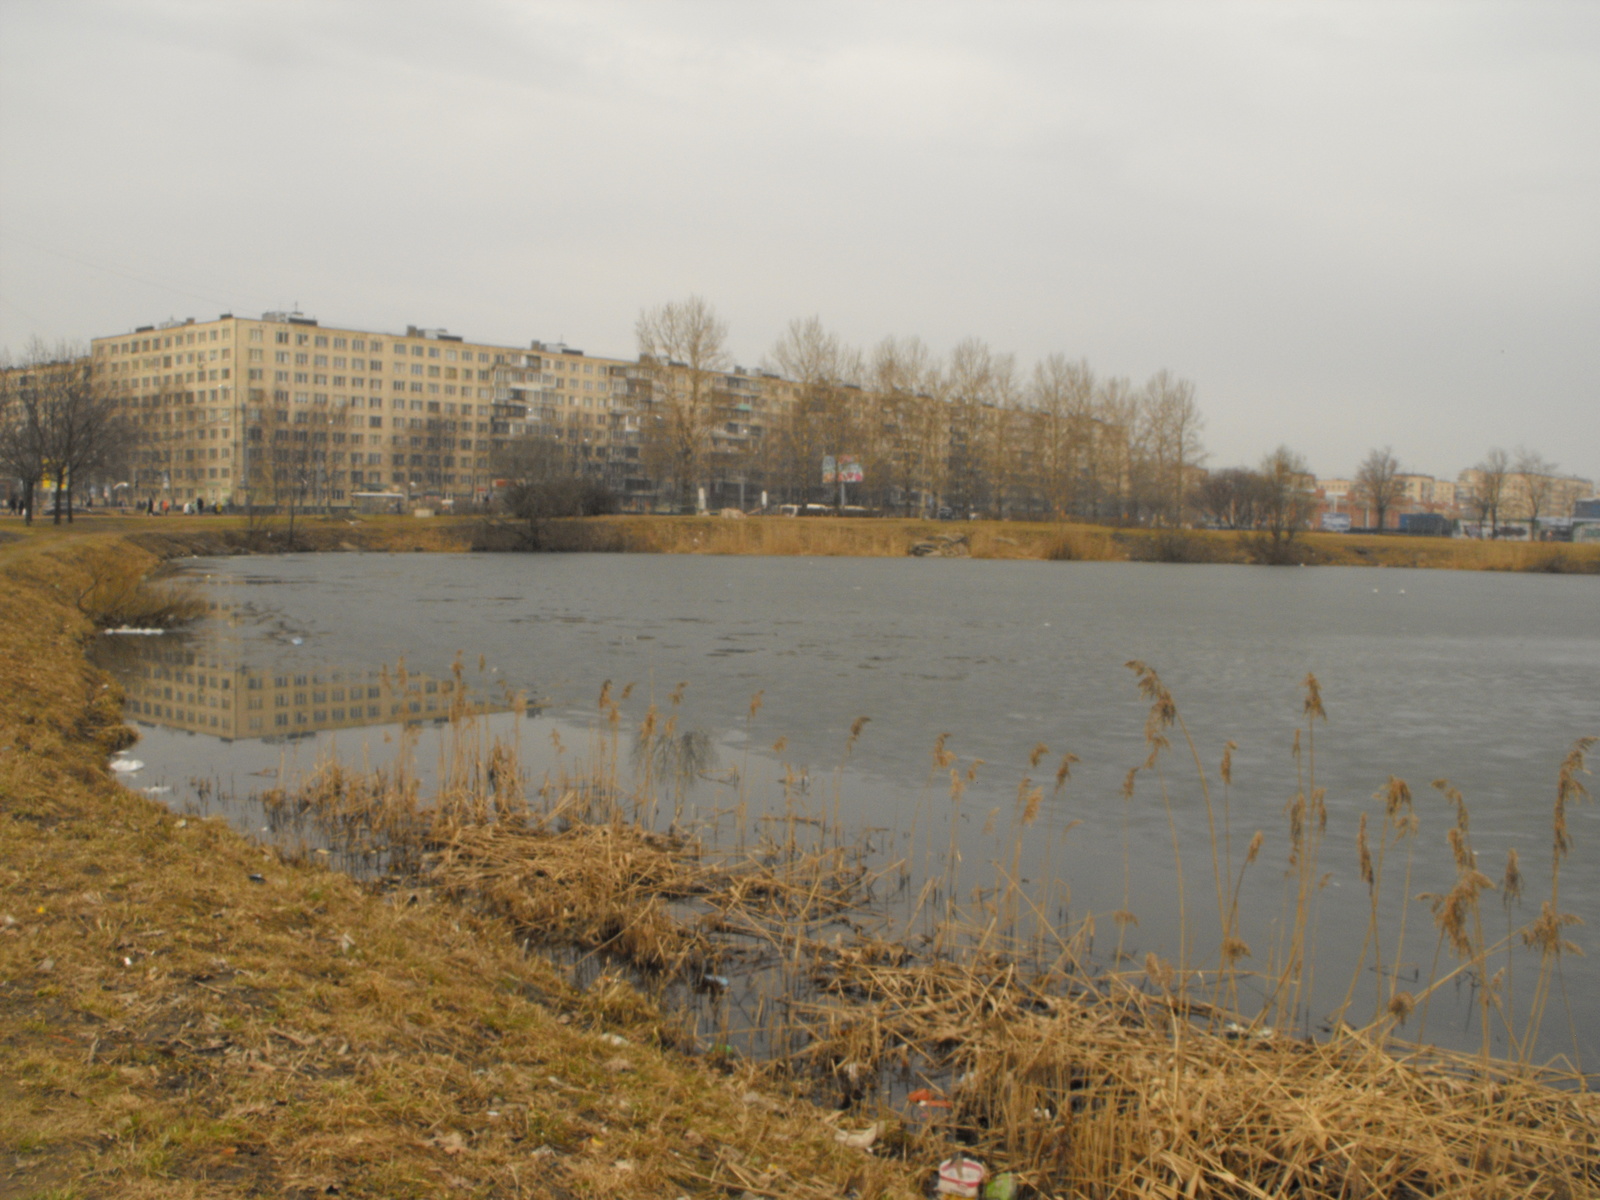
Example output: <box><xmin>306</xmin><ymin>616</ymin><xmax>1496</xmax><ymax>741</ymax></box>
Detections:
<box><xmin>250</xmin><ymin>659</ymin><xmax>1600</xmax><ymax>1199</ymax></box>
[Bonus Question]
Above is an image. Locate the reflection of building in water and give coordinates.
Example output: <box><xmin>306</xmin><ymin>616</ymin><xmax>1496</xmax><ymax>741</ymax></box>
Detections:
<box><xmin>114</xmin><ymin>641</ymin><xmax>513</xmax><ymax>740</ymax></box>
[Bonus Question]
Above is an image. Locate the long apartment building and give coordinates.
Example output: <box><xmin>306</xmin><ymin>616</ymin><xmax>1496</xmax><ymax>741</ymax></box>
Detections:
<box><xmin>90</xmin><ymin>311</ymin><xmax>637</xmax><ymax>510</ymax></box>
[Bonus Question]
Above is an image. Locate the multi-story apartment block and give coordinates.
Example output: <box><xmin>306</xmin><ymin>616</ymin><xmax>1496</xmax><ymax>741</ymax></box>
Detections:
<box><xmin>1457</xmin><ymin>467</ymin><xmax>1595</xmax><ymax>529</ymax></box>
<box><xmin>89</xmin><ymin>312</ymin><xmax>645</xmax><ymax>511</ymax></box>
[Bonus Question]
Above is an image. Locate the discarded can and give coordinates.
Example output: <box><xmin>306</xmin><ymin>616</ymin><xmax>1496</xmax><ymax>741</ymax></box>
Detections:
<box><xmin>937</xmin><ymin>1155</ymin><xmax>987</xmax><ymax>1197</ymax></box>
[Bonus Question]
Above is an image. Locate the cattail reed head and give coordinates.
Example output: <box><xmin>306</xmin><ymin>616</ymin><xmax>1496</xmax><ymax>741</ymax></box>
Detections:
<box><xmin>1029</xmin><ymin>742</ymin><xmax>1049</xmax><ymax>769</ymax></box>
<box><xmin>1245</xmin><ymin>830</ymin><xmax>1265</xmax><ymax>865</ymax></box>
<box><xmin>1388</xmin><ymin>991</ymin><xmax>1416</xmax><ymax>1023</ymax></box>
<box><xmin>1220</xmin><ymin>740</ymin><xmax>1237</xmax><ymax>786</ymax></box>
<box><xmin>933</xmin><ymin>733</ymin><xmax>956</xmax><ymax>771</ymax></box>
<box><xmin>1220</xmin><ymin>936</ymin><xmax>1251</xmax><ymax>964</ymax></box>
<box><xmin>1144</xmin><ymin>952</ymin><xmax>1175</xmax><ymax>992</ymax></box>
<box><xmin>1552</xmin><ymin>736</ymin><xmax>1594</xmax><ymax>864</ymax></box>
<box><xmin>1125</xmin><ymin>660</ymin><xmax>1175</xmax><ymax>756</ymax></box>
<box><xmin>621</xmin><ymin>682</ymin><xmax>636</xmax><ymax>700</ymax></box>
<box><xmin>772</xmin><ymin>735</ymin><xmax>788</xmax><ymax>755</ymax></box>
<box><xmin>847</xmin><ymin>716</ymin><xmax>871</xmax><ymax>754</ymax></box>
<box><xmin>1523</xmin><ymin>900</ymin><xmax>1582</xmax><ymax>957</ymax></box>
<box><xmin>1358</xmin><ymin>811</ymin><xmax>1374</xmax><ymax>890</ymax></box>
<box><xmin>1429</xmin><ymin>868</ymin><xmax>1494</xmax><ymax>959</ymax></box>
<box><xmin>1121</xmin><ymin>766</ymin><xmax>1139</xmax><ymax>802</ymax></box>
<box><xmin>1021</xmin><ymin>784</ymin><xmax>1043</xmax><ymax>827</ymax></box>
<box><xmin>1054</xmin><ymin>752</ymin><xmax>1079</xmax><ymax>795</ymax></box>
<box><xmin>1303</xmin><ymin>673</ymin><xmax>1326</xmax><ymax>722</ymax></box>
<box><xmin>1447</xmin><ymin>826</ymin><xmax>1476</xmax><ymax>874</ymax></box>
<box><xmin>597</xmin><ymin>680</ymin><xmax>612</xmax><ymax>710</ymax></box>
<box><xmin>966</xmin><ymin>759</ymin><xmax>985</xmax><ymax>784</ymax></box>
<box><xmin>1502</xmin><ymin>848</ymin><xmax>1523</xmax><ymax>906</ymax></box>
<box><xmin>1287</xmin><ymin>793</ymin><xmax>1306</xmax><ymax>864</ymax></box>
<box><xmin>748</xmin><ymin>690</ymin><xmax>764</xmax><ymax>721</ymax></box>
<box><xmin>1380</xmin><ymin>776</ymin><xmax>1413</xmax><ymax>822</ymax></box>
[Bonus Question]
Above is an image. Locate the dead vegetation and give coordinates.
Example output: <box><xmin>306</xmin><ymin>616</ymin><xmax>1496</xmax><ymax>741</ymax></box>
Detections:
<box><xmin>245</xmin><ymin>660</ymin><xmax>1600</xmax><ymax>1199</ymax></box>
<box><xmin>6</xmin><ymin>529</ymin><xmax>1597</xmax><ymax>1200</ymax></box>
<box><xmin>17</xmin><ymin>507</ymin><xmax>1600</xmax><ymax>572</ymax></box>
<box><xmin>0</xmin><ymin>535</ymin><xmax>924</xmax><ymax>1200</ymax></box>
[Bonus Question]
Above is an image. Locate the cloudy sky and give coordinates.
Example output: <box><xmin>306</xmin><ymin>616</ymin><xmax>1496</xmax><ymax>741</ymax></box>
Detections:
<box><xmin>1</xmin><ymin>1</ymin><xmax>1595</xmax><ymax>482</ymax></box>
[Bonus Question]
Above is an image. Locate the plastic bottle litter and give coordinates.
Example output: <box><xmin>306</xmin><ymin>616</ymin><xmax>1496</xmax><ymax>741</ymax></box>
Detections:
<box><xmin>984</xmin><ymin>1173</ymin><xmax>1020</xmax><ymax>1200</ymax></box>
<box><xmin>833</xmin><ymin>1121</ymin><xmax>880</xmax><ymax>1150</ymax></box>
<box><xmin>937</xmin><ymin>1155</ymin><xmax>987</xmax><ymax>1197</ymax></box>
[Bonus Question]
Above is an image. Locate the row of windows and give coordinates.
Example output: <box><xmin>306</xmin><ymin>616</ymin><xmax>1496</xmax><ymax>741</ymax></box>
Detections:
<box><xmin>104</xmin><ymin>326</ymin><xmax>231</xmax><ymax>355</ymax></box>
<box><xmin>393</xmin><ymin>343</ymin><xmax>493</xmax><ymax>363</ymax></box>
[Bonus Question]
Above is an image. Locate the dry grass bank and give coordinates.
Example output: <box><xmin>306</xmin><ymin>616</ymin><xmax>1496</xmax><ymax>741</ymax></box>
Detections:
<box><xmin>0</xmin><ymin>534</ymin><xmax>921</xmax><ymax>1199</ymax></box>
<box><xmin>6</xmin><ymin>510</ymin><xmax>1596</xmax><ymax>573</ymax></box>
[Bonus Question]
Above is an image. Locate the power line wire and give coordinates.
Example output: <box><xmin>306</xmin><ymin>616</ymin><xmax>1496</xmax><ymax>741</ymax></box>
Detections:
<box><xmin>0</xmin><ymin>224</ymin><xmax>235</xmax><ymax>311</ymax></box>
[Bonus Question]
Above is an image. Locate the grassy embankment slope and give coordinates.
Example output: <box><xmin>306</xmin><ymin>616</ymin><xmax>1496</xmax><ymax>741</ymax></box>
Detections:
<box><xmin>11</xmin><ymin>509</ymin><xmax>1600</xmax><ymax>572</ymax></box>
<box><xmin>0</xmin><ymin>531</ymin><xmax>921</xmax><ymax>1198</ymax></box>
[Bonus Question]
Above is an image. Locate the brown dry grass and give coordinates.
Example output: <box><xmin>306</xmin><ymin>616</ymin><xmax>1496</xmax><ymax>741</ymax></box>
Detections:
<box><xmin>6</xmin><ymin>526</ymin><xmax>1598</xmax><ymax>1200</ymax></box>
<box><xmin>0</xmin><ymin>533</ymin><xmax>924</xmax><ymax>1199</ymax></box>
<box><xmin>255</xmin><ymin>659</ymin><xmax>1600</xmax><ymax>1200</ymax></box>
<box><xmin>10</xmin><ymin>507</ymin><xmax>1598</xmax><ymax>571</ymax></box>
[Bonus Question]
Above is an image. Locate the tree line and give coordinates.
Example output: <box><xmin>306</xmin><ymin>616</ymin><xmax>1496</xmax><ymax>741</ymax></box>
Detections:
<box><xmin>594</xmin><ymin>296</ymin><xmax>1210</xmax><ymax>522</ymax></box>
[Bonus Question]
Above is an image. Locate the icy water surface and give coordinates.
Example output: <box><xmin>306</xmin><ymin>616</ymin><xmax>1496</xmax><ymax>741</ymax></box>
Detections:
<box><xmin>94</xmin><ymin>552</ymin><xmax>1600</xmax><ymax>1068</ymax></box>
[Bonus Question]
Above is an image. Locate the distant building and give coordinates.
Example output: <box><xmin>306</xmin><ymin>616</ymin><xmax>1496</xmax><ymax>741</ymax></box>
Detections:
<box><xmin>1457</xmin><ymin>466</ymin><xmax>1593</xmax><ymax>535</ymax></box>
<box><xmin>90</xmin><ymin>312</ymin><xmax>634</xmax><ymax>511</ymax></box>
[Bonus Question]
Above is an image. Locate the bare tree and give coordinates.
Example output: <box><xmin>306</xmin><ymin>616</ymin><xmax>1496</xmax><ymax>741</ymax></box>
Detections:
<box><xmin>1354</xmin><ymin>446</ymin><xmax>1405</xmax><ymax>532</ymax></box>
<box><xmin>1026</xmin><ymin>355</ymin><xmax>1095</xmax><ymax>520</ymax></box>
<box><xmin>0</xmin><ymin>354</ymin><xmax>49</xmax><ymax>523</ymax></box>
<box><xmin>1464</xmin><ymin>448</ymin><xmax>1510</xmax><ymax>537</ymax></box>
<box><xmin>635</xmin><ymin>296</ymin><xmax>730</xmax><ymax>511</ymax></box>
<box><xmin>941</xmin><ymin>338</ymin><xmax>1017</xmax><ymax>518</ymax></box>
<box><xmin>1513</xmin><ymin>448</ymin><xmax>1559</xmax><ymax>539</ymax></box>
<box><xmin>1</xmin><ymin>340</ymin><xmax>132</xmax><ymax>524</ymax></box>
<box><xmin>1251</xmin><ymin>446</ymin><xmax>1317</xmax><ymax>563</ymax></box>
<box><xmin>866</xmin><ymin>335</ymin><xmax>941</xmax><ymax>514</ymax></box>
<box><xmin>1139</xmin><ymin>370</ymin><xmax>1206</xmax><ymax>526</ymax></box>
<box><xmin>1195</xmin><ymin>467</ymin><xmax>1270</xmax><ymax>530</ymax></box>
<box><xmin>769</xmin><ymin>316</ymin><xmax>862</xmax><ymax>507</ymax></box>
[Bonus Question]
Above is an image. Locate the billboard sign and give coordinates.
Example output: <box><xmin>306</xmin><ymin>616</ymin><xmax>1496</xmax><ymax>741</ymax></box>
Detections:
<box><xmin>824</xmin><ymin>455</ymin><xmax>864</xmax><ymax>484</ymax></box>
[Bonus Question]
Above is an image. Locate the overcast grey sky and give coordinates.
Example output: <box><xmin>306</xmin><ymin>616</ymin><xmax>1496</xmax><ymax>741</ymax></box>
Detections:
<box><xmin>1</xmin><ymin>1</ymin><xmax>1595</xmax><ymax>482</ymax></box>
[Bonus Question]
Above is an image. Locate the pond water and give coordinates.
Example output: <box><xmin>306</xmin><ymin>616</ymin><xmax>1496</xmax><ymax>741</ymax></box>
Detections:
<box><xmin>94</xmin><ymin>552</ymin><xmax>1600</xmax><ymax>1069</ymax></box>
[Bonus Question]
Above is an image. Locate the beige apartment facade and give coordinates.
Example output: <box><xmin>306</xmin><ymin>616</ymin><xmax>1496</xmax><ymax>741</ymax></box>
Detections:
<box><xmin>90</xmin><ymin>312</ymin><xmax>637</xmax><ymax>510</ymax></box>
